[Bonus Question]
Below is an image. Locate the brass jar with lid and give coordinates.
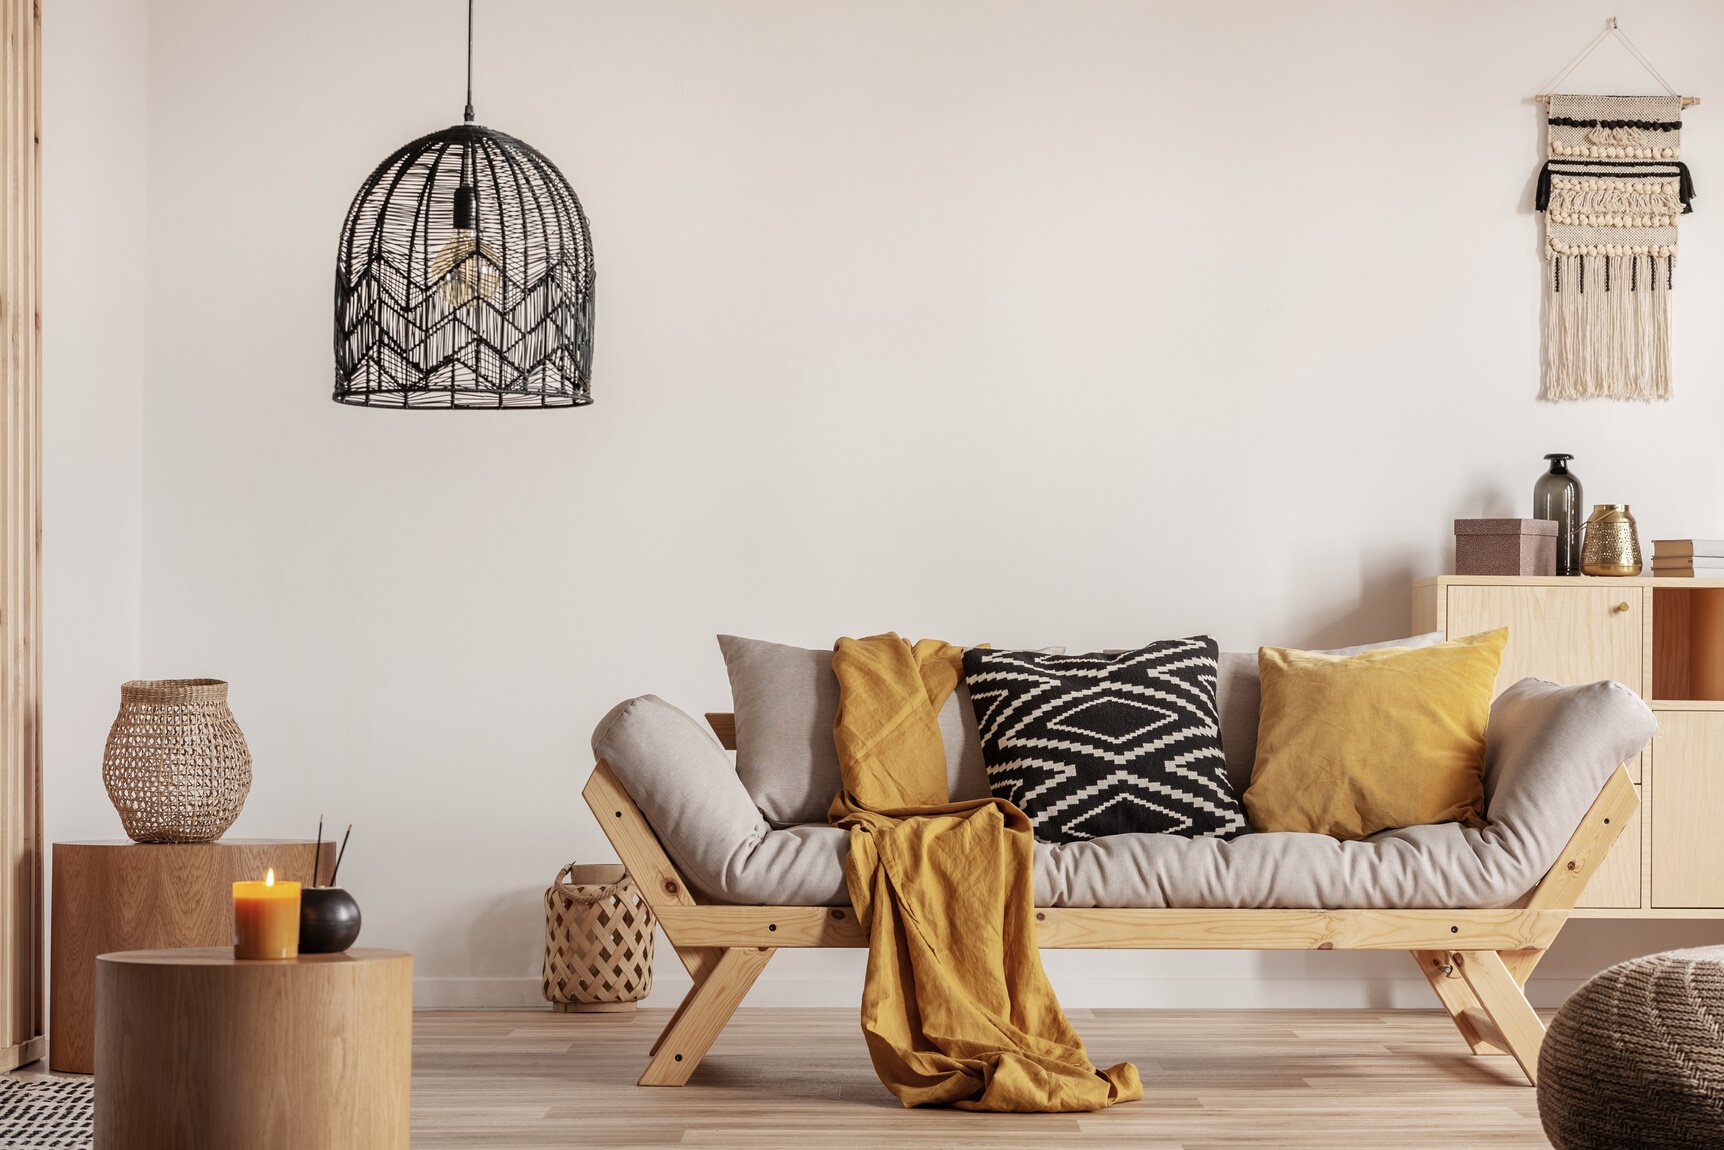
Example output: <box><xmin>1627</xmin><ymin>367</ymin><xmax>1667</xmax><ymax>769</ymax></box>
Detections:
<box><xmin>1580</xmin><ymin>505</ymin><xmax>1643</xmax><ymax>577</ymax></box>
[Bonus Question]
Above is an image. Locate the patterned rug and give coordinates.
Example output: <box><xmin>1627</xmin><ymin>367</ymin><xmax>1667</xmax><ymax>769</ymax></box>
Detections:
<box><xmin>0</xmin><ymin>1077</ymin><xmax>93</xmax><ymax>1149</ymax></box>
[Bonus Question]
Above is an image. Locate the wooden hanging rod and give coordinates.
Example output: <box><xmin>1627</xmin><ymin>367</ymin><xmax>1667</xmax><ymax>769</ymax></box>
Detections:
<box><xmin>1536</xmin><ymin>94</ymin><xmax>1700</xmax><ymax>106</ymax></box>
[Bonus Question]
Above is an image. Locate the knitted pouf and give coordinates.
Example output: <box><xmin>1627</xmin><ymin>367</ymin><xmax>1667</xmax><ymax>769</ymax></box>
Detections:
<box><xmin>1539</xmin><ymin>946</ymin><xmax>1724</xmax><ymax>1149</ymax></box>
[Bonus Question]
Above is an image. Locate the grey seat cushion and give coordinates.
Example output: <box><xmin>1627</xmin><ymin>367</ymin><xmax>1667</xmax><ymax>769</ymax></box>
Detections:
<box><xmin>591</xmin><ymin>677</ymin><xmax>1655</xmax><ymax>909</ymax></box>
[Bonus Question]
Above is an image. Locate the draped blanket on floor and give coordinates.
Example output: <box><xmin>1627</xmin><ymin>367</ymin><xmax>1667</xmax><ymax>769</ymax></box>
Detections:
<box><xmin>826</xmin><ymin>633</ymin><xmax>1142</xmax><ymax>1112</ymax></box>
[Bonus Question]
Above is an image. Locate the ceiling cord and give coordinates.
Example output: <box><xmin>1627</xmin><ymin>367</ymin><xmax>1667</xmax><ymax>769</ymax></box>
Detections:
<box><xmin>463</xmin><ymin>0</ymin><xmax>476</xmax><ymax>123</ymax></box>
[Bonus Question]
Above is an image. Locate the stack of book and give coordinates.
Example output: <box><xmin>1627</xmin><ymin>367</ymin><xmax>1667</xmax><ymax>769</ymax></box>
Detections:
<box><xmin>1651</xmin><ymin>539</ymin><xmax>1724</xmax><ymax>577</ymax></box>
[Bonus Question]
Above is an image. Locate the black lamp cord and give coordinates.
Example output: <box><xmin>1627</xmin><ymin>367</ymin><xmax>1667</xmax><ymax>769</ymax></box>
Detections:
<box><xmin>463</xmin><ymin>0</ymin><xmax>476</xmax><ymax>124</ymax></box>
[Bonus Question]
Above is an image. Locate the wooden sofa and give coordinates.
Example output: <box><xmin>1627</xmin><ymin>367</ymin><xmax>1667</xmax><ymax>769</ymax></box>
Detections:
<box><xmin>583</xmin><ymin>707</ymin><xmax>1639</xmax><ymax>1090</ymax></box>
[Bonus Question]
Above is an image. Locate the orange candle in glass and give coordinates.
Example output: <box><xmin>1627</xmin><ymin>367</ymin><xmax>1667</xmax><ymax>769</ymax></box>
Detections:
<box><xmin>233</xmin><ymin>868</ymin><xmax>301</xmax><ymax>959</ymax></box>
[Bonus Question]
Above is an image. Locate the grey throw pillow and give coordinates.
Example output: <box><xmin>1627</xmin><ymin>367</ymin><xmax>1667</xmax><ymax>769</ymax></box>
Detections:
<box><xmin>717</xmin><ymin>635</ymin><xmax>997</xmax><ymax>827</ymax></box>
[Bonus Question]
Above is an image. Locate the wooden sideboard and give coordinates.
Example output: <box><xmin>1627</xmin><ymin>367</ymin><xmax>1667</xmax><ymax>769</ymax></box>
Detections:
<box><xmin>1415</xmin><ymin>575</ymin><xmax>1724</xmax><ymax>919</ymax></box>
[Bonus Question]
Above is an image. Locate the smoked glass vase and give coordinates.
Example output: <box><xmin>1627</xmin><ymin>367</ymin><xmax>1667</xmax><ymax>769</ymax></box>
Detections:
<box><xmin>1534</xmin><ymin>454</ymin><xmax>1584</xmax><ymax>577</ymax></box>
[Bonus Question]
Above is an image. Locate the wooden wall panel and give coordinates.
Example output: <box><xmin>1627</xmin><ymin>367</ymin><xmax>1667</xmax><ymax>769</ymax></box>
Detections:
<box><xmin>1</xmin><ymin>0</ymin><xmax>44</xmax><ymax>1071</ymax></box>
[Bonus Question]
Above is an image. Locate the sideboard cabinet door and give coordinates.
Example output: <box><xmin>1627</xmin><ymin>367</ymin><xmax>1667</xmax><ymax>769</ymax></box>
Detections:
<box><xmin>1651</xmin><ymin>710</ymin><xmax>1724</xmax><ymax>909</ymax></box>
<box><xmin>1446</xmin><ymin>584</ymin><xmax>1646</xmax><ymax>782</ymax></box>
<box><xmin>1445</xmin><ymin>585</ymin><xmax>1645</xmax><ymax>697</ymax></box>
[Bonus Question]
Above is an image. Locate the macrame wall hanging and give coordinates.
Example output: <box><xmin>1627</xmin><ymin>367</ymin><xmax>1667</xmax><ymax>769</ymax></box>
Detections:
<box><xmin>1534</xmin><ymin>20</ymin><xmax>1699</xmax><ymax>402</ymax></box>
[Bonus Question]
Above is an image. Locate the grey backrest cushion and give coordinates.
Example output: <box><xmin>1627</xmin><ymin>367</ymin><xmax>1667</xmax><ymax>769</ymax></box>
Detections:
<box><xmin>591</xmin><ymin>694</ymin><xmax>845</xmax><ymax>905</ymax></box>
<box><xmin>726</xmin><ymin>631</ymin><xmax>1444</xmax><ymax>822</ymax></box>
<box><xmin>590</xmin><ymin>678</ymin><xmax>1656</xmax><ymax>909</ymax></box>
<box><xmin>719</xmin><ymin>635</ymin><xmax>990</xmax><ymax>826</ymax></box>
<box><xmin>1214</xmin><ymin>632</ymin><xmax>1445</xmax><ymax>792</ymax></box>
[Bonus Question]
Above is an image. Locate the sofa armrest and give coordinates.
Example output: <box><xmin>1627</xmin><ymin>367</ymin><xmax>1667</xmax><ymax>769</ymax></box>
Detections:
<box><xmin>1480</xmin><ymin>678</ymin><xmax>1656</xmax><ymax>886</ymax></box>
<box><xmin>590</xmin><ymin>695</ymin><xmax>848</xmax><ymax>905</ymax></box>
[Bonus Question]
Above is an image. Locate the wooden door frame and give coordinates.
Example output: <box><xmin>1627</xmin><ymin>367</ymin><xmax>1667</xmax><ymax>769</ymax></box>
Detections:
<box><xmin>1</xmin><ymin>0</ymin><xmax>45</xmax><ymax>1072</ymax></box>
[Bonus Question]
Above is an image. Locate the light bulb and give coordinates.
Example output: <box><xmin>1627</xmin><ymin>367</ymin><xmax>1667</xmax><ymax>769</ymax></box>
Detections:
<box><xmin>431</xmin><ymin>227</ymin><xmax>502</xmax><ymax>308</ymax></box>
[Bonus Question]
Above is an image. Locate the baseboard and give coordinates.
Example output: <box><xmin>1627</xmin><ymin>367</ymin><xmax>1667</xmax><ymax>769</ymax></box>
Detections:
<box><xmin>414</xmin><ymin>977</ymin><xmax>562</xmax><ymax>1011</ymax></box>
<box><xmin>1</xmin><ymin>1035</ymin><xmax>46</xmax><ymax>1072</ymax></box>
<box><xmin>411</xmin><ymin>974</ymin><xmax>1592</xmax><ymax>1012</ymax></box>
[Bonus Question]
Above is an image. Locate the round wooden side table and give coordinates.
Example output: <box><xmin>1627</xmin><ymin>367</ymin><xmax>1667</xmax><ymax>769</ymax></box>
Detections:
<box><xmin>94</xmin><ymin>947</ymin><xmax>412</xmax><ymax>1150</ymax></box>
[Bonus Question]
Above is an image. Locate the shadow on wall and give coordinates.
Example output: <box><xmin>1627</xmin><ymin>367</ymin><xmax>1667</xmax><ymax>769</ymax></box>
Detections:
<box><xmin>419</xmin><ymin>886</ymin><xmax>547</xmax><ymax>1004</ymax></box>
<box><xmin>1289</xmin><ymin>471</ymin><xmax>1522</xmax><ymax>650</ymax></box>
<box><xmin>1523</xmin><ymin>920</ymin><xmax>1724</xmax><ymax>1008</ymax></box>
<box><xmin>1445</xmin><ymin>476</ymin><xmax>1524</xmax><ymax>577</ymax></box>
<box><xmin>1455</xmin><ymin>476</ymin><xmax>1522</xmax><ymax>522</ymax></box>
<box><xmin>1295</xmin><ymin>551</ymin><xmax>1423</xmax><ymax>651</ymax></box>
<box><xmin>1540</xmin><ymin>922</ymin><xmax>1724</xmax><ymax>973</ymax></box>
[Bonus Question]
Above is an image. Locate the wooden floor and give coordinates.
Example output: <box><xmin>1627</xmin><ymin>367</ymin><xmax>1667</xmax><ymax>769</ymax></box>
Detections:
<box><xmin>411</xmin><ymin>1007</ymin><xmax>1552</xmax><ymax>1148</ymax></box>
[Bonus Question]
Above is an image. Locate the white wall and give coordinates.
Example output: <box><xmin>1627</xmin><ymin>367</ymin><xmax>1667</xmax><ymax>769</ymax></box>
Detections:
<box><xmin>41</xmin><ymin>0</ymin><xmax>149</xmax><ymax>868</ymax></box>
<box><xmin>45</xmin><ymin>0</ymin><xmax>1724</xmax><ymax>1009</ymax></box>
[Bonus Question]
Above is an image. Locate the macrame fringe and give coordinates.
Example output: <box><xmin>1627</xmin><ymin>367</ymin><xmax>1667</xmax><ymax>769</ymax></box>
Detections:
<box><xmin>1542</xmin><ymin>253</ymin><xmax>1671</xmax><ymax>401</ymax></box>
<box><xmin>1535</xmin><ymin>160</ymin><xmax>1694</xmax><ymax>212</ymax></box>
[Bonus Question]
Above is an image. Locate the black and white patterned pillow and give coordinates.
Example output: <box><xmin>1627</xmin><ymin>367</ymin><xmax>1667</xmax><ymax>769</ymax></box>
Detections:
<box><xmin>962</xmin><ymin>637</ymin><xmax>1248</xmax><ymax>842</ymax></box>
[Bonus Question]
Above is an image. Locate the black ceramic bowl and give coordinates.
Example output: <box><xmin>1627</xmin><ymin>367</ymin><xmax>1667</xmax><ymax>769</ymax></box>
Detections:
<box><xmin>299</xmin><ymin>886</ymin><xmax>362</xmax><ymax>954</ymax></box>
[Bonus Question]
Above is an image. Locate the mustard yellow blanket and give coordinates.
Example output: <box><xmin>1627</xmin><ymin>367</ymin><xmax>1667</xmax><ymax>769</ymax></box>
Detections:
<box><xmin>827</xmin><ymin>633</ymin><xmax>1142</xmax><ymax>1112</ymax></box>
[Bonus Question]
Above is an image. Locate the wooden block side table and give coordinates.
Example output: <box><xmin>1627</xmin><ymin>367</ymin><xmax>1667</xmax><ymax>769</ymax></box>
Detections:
<box><xmin>50</xmin><ymin>838</ymin><xmax>333</xmax><ymax>1073</ymax></box>
<box><xmin>95</xmin><ymin>948</ymin><xmax>412</xmax><ymax>1150</ymax></box>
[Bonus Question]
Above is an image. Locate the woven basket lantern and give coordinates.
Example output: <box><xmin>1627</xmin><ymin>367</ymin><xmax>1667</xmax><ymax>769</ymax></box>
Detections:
<box><xmin>102</xmin><ymin>679</ymin><xmax>252</xmax><ymax>844</ymax></box>
<box><xmin>543</xmin><ymin>863</ymin><xmax>655</xmax><ymax>1012</ymax></box>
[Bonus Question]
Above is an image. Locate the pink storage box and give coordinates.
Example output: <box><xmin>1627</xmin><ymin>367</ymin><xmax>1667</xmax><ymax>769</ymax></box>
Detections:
<box><xmin>1455</xmin><ymin>519</ymin><xmax>1558</xmax><ymax>576</ymax></box>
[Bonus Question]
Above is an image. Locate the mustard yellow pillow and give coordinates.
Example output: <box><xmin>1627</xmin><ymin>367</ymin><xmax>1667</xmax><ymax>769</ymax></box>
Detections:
<box><xmin>1242</xmin><ymin>628</ymin><xmax>1507</xmax><ymax>840</ymax></box>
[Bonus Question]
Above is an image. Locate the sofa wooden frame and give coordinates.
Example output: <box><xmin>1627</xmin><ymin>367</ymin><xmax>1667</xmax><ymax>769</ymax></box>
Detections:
<box><xmin>583</xmin><ymin>712</ymin><xmax>1639</xmax><ymax>1089</ymax></box>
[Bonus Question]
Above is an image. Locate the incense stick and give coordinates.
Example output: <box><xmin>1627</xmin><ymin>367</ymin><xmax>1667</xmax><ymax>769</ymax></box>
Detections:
<box><xmin>312</xmin><ymin>815</ymin><xmax>324</xmax><ymax>887</ymax></box>
<box><xmin>328</xmin><ymin>824</ymin><xmax>353</xmax><ymax>887</ymax></box>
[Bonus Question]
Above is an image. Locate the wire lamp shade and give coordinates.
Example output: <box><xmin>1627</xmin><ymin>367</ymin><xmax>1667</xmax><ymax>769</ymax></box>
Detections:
<box><xmin>333</xmin><ymin>3</ymin><xmax>594</xmax><ymax>409</ymax></box>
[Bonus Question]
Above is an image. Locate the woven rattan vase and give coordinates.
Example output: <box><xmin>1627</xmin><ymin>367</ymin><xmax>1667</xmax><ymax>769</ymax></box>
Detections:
<box><xmin>543</xmin><ymin>863</ymin><xmax>655</xmax><ymax>1012</ymax></box>
<box><xmin>102</xmin><ymin>679</ymin><xmax>252</xmax><ymax>843</ymax></box>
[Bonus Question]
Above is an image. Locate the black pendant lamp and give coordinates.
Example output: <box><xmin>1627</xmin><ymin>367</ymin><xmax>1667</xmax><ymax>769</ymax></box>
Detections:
<box><xmin>333</xmin><ymin>0</ymin><xmax>594</xmax><ymax>409</ymax></box>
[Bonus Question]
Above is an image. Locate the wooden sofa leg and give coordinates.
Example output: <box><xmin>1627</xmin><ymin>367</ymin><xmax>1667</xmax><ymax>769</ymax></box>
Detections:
<box><xmin>1454</xmin><ymin>950</ymin><xmax>1546</xmax><ymax>1086</ymax></box>
<box><xmin>650</xmin><ymin>945</ymin><xmax>725</xmax><ymax>1056</ymax></box>
<box><xmin>639</xmin><ymin>947</ymin><xmax>775</xmax><ymax>1086</ymax></box>
<box><xmin>1412</xmin><ymin>950</ymin><xmax>1506</xmax><ymax>1056</ymax></box>
<box><xmin>649</xmin><ymin>981</ymin><xmax>701</xmax><ymax>1059</ymax></box>
<box><xmin>1499</xmin><ymin>947</ymin><xmax>1545</xmax><ymax>986</ymax></box>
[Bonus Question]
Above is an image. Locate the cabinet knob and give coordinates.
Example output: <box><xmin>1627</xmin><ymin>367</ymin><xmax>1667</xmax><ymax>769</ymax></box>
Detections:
<box><xmin>1614</xmin><ymin>601</ymin><xmax>1632</xmax><ymax>614</ymax></box>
